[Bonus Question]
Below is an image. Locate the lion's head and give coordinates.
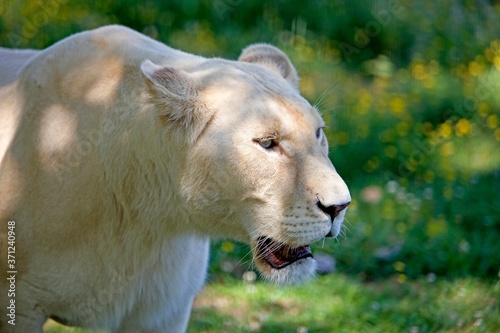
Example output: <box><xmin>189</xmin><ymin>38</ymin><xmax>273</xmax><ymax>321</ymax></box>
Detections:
<box><xmin>141</xmin><ymin>44</ymin><xmax>350</xmax><ymax>284</ymax></box>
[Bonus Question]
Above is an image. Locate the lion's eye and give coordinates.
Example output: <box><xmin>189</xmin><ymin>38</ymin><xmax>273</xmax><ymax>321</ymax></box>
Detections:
<box><xmin>316</xmin><ymin>128</ymin><xmax>323</xmax><ymax>140</ymax></box>
<box><xmin>254</xmin><ymin>134</ymin><xmax>279</xmax><ymax>150</ymax></box>
<box><xmin>259</xmin><ymin>139</ymin><xmax>276</xmax><ymax>149</ymax></box>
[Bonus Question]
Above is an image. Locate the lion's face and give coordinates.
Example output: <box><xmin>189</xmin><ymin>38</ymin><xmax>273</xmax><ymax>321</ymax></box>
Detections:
<box><xmin>141</xmin><ymin>44</ymin><xmax>350</xmax><ymax>284</ymax></box>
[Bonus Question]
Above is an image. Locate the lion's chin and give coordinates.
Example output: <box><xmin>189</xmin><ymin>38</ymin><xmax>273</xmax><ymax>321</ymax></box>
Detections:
<box><xmin>256</xmin><ymin>256</ymin><xmax>317</xmax><ymax>285</ymax></box>
<box><xmin>253</xmin><ymin>236</ymin><xmax>317</xmax><ymax>285</ymax></box>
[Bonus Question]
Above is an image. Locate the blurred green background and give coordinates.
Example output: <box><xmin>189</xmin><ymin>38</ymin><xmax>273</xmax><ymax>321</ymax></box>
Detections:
<box><xmin>1</xmin><ymin>0</ymin><xmax>499</xmax><ymax>332</ymax></box>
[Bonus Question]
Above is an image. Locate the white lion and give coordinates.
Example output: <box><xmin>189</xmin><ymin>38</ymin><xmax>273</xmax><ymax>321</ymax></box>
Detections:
<box><xmin>0</xmin><ymin>25</ymin><xmax>350</xmax><ymax>332</ymax></box>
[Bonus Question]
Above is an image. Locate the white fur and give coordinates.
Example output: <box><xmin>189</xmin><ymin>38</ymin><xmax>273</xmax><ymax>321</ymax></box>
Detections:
<box><xmin>0</xmin><ymin>25</ymin><xmax>350</xmax><ymax>332</ymax></box>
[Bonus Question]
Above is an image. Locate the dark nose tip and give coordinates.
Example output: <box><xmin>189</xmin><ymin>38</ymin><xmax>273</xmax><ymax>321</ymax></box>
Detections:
<box><xmin>317</xmin><ymin>201</ymin><xmax>350</xmax><ymax>219</ymax></box>
<box><xmin>317</xmin><ymin>201</ymin><xmax>350</xmax><ymax>238</ymax></box>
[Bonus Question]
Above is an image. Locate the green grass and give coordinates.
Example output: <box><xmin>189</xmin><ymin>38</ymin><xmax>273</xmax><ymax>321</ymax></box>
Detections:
<box><xmin>44</xmin><ymin>274</ymin><xmax>499</xmax><ymax>333</ymax></box>
<box><xmin>190</xmin><ymin>276</ymin><xmax>500</xmax><ymax>333</ymax></box>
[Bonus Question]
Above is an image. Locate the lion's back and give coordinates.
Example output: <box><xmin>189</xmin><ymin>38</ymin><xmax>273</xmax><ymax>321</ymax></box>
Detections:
<box><xmin>0</xmin><ymin>48</ymin><xmax>39</xmax><ymax>86</ymax></box>
<box><xmin>0</xmin><ymin>25</ymin><xmax>206</xmax><ymax>177</ymax></box>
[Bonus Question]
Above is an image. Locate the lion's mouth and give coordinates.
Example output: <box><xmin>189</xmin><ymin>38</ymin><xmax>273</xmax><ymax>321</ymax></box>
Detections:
<box><xmin>256</xmin><ymin>236</ymin><xmax>313</xmax><ymax>269</ymax></box>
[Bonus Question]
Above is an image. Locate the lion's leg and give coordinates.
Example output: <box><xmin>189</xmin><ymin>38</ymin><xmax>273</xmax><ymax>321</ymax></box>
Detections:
<box><xmin>115</xmin><ymin>238</ymin><xmax>208</xmax><ymax>333</ymax></box>
<box><xmin>153</xmin><ymin>297</ymin><xmax>194</xmax><ymax>333</ymax></box>
<box><xmin>115</xmin><ymin>296</ymin><xmax>194</xmax><ymax>333</ymax></box>
<box><xmin>2</xmin><ymin>315</ymin><xmax>45</xmax><ymax>333</ymax></box>
<box><xmin>0</xmin><ymin>284</ymin><xmax>45</xmax><ymax>333</ymax></box>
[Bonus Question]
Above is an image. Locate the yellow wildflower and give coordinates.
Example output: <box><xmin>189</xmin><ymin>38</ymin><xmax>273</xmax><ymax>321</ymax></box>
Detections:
<box><xmin>455</xmin><ymin>119</ymin><xmax>471</xmax><ymax>136</ymax></box>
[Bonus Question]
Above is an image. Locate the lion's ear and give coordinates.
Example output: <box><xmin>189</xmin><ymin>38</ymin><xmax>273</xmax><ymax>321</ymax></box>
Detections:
<box><xmin>238</xmin><ymin>44</ymin><xmax>299</xmax><ymax>89</ymax></box>
<box><xmin>141</xmin><ymin>60</ymin><xmax>201</xmax><ymax>131</ymax></box>
<box><xmin>141</xmin><ymin>59</ymin><xmax>194</xmax><ymax>103</ymax></box>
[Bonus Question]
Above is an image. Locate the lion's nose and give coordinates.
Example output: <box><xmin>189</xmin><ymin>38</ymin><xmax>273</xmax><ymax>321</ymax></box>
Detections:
<box><xmin>317</xmin><ymin>201</ymin><xmax>350</xmax><ymax>219</ymax></box>
<box><xmin>317</xmin><ymin>201</ymin><xmax>350</xmax><ymax>238</ymax></box>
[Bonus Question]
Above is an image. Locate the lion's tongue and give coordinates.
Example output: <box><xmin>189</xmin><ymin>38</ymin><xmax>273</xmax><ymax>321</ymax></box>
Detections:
<box><xmin>258</xmin><ymin>237</ymin><xmax>312</xmax><ymax>269</ymax></box>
